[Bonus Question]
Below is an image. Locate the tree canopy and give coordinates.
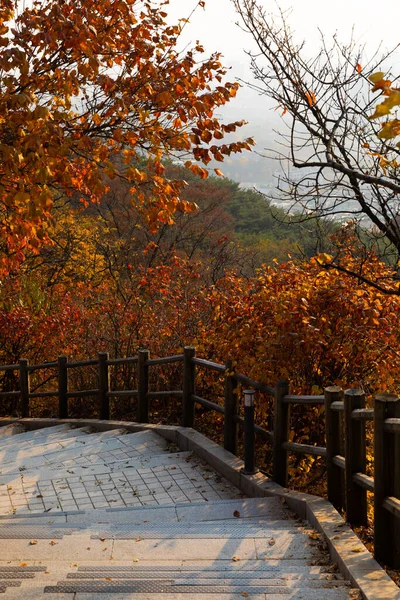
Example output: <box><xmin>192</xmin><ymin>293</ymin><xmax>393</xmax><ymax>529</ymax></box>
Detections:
<box><xmin>234</xmin><ymin>0</ymin><xmax>400</xmax><ymax>292</ymax></box>
<box><xmin>0</xmin><ymin>0</ymin><xmax>254</xmax><ymax>273</ymax></box>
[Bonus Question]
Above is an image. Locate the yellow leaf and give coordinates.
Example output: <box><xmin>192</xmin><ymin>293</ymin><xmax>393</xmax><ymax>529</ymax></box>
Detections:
<box><xmin>368</xmin><ymin>72</ymin><xmax>385</xmax><ymax>83</ymax></box>
<box><xmin>370</xmin><ymin>104</ymin><xmax>392</xmax><ymax>120</ymax></box>
<box><xmin>316</xmin><ymin>253</ymin><xmax>333</xmax><ymax>265</ymax></box>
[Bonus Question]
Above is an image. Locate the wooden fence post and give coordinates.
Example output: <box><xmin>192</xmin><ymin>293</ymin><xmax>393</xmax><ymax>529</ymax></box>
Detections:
<box><xmin>58</xmin><ymin>355</ymin><xmax>68</xmax><ymax>419</ymax></box>
<box><xmin>272</xmin><ymin>380</ymin><xmax>290</xmax><ymax>486</ymax></box>
<box><xmin>374</xmin><ymin>393</ymin><xmax>400</xmax><ymax>568</ymax></box>
<box><xmin>224</xmin><ymin>359</ymin><xmax>238</xmax><ymax>455</ymax></box>
<box><xmin>344</xmin><ymin>388</ymin><xmax>367</xmax><ymax>526</ymax></box>
<box><xmin>19</xmin><ymin>359</ymin><xmax>30</xmax><ymax>418</ymax></box>
<box><xmin>137</xmin><ymin>349</ymin><xmax>150</xmax><ymax>423</ymax></box>
<box><xmin>98</xmin><ymin>352</ymin><xmax>110</xmax><ymax>420</ymax></box>
<box><xmin>324</xmin><ymin>386</ymin><xmax>344</xmax><ymax>512</ymax></box>
<box><xmin>182</xmin><ymin>347</ymin><xmax>196</xmax><ymax>428</ymax></box>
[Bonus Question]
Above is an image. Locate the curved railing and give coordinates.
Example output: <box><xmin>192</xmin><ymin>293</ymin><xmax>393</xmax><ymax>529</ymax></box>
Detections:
<box><xmin>1</xmin><ymin>348</ymin><xmax>400</xmax><ymax>568</ymax></box>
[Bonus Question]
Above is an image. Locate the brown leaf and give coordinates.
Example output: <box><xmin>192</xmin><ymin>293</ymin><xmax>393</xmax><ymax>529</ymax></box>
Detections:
<box><xmin>233</xmin><ymin>510</ymin><xmax>240</xmax><ymax>518</ymax></box>
<box><xmin>232</xmin><ymin>556</ymin><xmax>240</xmax><ymax>562</ymax></box>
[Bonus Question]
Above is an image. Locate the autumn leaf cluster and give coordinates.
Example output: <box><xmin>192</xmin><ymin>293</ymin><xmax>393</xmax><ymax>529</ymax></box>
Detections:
<box><xmin>0</xmin><ymin>0</ymin><xmax>254</xmax><ymax>273</ymax></box>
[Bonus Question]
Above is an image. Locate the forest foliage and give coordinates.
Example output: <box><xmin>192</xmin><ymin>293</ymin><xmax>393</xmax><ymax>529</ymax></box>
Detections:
<box><xmin>1</xmin><ymin>1</ymin><xmax>400</xmax><ymax>489</ymax></box>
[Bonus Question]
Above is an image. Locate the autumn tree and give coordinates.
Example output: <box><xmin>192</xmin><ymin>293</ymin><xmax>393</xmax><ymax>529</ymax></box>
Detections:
<box><xmin>0</xmin><ymin>0</ymin><xmax>254</xmax><ymax>273</ymax></box>
<box><xmin>234</xmin><ymin>0</ymin><xmax>400</xmax><ymax>292</ymax></box>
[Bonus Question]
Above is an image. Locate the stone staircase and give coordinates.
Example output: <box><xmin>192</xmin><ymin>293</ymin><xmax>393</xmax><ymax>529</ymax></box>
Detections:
<box><xmin>0</xmin><ymin>424</ymin><xmax>360</xmax><ymax>598</ymax></box>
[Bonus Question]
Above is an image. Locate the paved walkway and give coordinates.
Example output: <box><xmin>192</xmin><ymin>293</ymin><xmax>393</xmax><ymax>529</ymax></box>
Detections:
<box><xmin>0</xmin><ymin>424</ymin><xmax>360</xmax><ymax>598</ymax></box>
<box><xmin>0</xmin><ymin>426</ymin><xmax>239</xmax><ymax>513</ymax></box>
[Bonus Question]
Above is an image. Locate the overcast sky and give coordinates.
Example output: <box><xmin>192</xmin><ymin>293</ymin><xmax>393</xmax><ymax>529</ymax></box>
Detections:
<box><xmin>164</xmin><ymin>0</ymin><xmax>400</xmax><ymax>185</ymax></box>
<box><xmin>168</xmin><ymin>0</ymin><xmax>399</xmax><ymax>65</ymax></box>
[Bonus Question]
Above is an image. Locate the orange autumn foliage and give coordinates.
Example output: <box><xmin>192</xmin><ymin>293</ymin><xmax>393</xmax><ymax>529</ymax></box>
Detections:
<box><xmin>2</xmin><ymin>226</ymin><xmax>400</xmax><ymax>400</ymax></box>
<box><xmin>369</xmin><ymin>71</ymin><xmax>400</xmax><ymax>141</ymax></box>
<box><xmin>0</xmin><ymin>0</ymin><xmax>254</xmax><ymax>273</ymax></box>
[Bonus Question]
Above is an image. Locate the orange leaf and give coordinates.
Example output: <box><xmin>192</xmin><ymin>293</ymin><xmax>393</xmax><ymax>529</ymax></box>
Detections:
<box><xmin>305</xmin><ymin>91</ymin><xmax>316</xmax><ymax>107</ymax></box>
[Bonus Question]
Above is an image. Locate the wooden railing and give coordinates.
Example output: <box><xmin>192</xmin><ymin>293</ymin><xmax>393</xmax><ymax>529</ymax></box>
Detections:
<box><xmin>1</xmin><ymin>348</ymin><xmax>400</xmax><ymax>568</ymax></box>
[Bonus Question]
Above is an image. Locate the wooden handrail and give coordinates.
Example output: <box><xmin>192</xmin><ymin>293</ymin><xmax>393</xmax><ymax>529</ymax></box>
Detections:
<box><xmin>283</xmin><ymin>394</ymin><xmax>324</xmax><ymax>404</ymax></box>
<box><xmin>2</xmin><ymin>349</ymin><xmax>400</xmax><ymax>568</ymax></box>
<box><xmin>106</xmin><ymin>356</ymin><xmax>138</xmax><ymax>366</ymax></box>
<box><xmin>192</xmin><ymin>357</ymin><xmax>225</xmax><ymax>373</ymax></box>
<box><xmin>0</xmin><ymin>364</ymin><xmax>19</xmax><ymax>372</ymax></box>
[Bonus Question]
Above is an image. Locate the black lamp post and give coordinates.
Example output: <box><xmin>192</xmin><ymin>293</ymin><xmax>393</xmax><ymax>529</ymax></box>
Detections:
<box><xmin>241</xmin><ymin>389</ymin><xmax>258</xmax><ymax>475</ymax></box>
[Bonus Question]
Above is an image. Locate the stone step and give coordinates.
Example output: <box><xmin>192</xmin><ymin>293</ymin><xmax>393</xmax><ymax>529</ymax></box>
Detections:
<box><xmin>0</xmin><ymin>425</ymin><xmax>76</xmax><ymax>448</ymax></box>
<box><xmin>34</xmin><ymin>449</ymin><xmax>194</xmax><ymax>480</ymax></box>
<box><xmin>0</xmin><ymin>452</ymin><xmax>242</xmax><ymax>516</ymax></box>
<box><xmin>0</xmin><ymin>424</ymin><xmax>25</xmax><ymax>439</ymax></box>
<box><xmin>85</xmin><ymin>427</ymin><xmax>128</xmax><ymax>440</ymax></box>
<box><xmin>0</xmin><ymin>430</ymin><xmax>170</xmax><ymax>476</ymax></box>
<box><xmin>0</xmin><ymin>525</ymin><xmax>317</xmax><ymax>563</ymax></box>
<box><xmin>65</xmin><ymin>497</ymin><xmax>288</xmax><ymax>525</ymax></box>
<box><xmin>71</xmin><ymin>563</ymin><xmax>342</xmax><ymax>576</ymax></box>
<box><xmin>0</xmin><ymin>586</ymin><xmax>358</xmax><ymax>600</ymax></box>
<box><xmin>0</xmin><ymin>427</ymin><xmax>155</xmax><ymax>459</ymax></box>
<box><xmin>0</xmin><ymin>426</ymin><xmax>360</xmax><ymax>599</ymax></box>
<box><xmin>0</xmin><ymin>429</ymin><xmax>92</xmax><ymax>466</ymax></box>
<box><xmin>0</xmin><ymin>447</ymin><xmax>187</xmax><ymax>484</ymax></box>
<box><xmin>0</xmin><ymin>563</ymin><xmax>349</xmax><ymax>597</ymax></box>
<box><xmin>44</xmin><ymin>582</ymin><xmax>352</xmax><ymax>594</ymax></box>
<box><xmin>0</xmin><ymin>520</ymin><xmax>300</xmax><ymax>539</ymax></box>
<box><xmin>88</xmin><ymin>521</ymin><xmax>302</xmax><ymax>539</ymax></box>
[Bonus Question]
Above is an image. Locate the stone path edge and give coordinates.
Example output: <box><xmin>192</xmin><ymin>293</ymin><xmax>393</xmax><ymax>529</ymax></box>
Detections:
<box><xmin>1</xmin><ymin>417</ymin><xmax>399</xmax><ymax>600</ymax></box>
